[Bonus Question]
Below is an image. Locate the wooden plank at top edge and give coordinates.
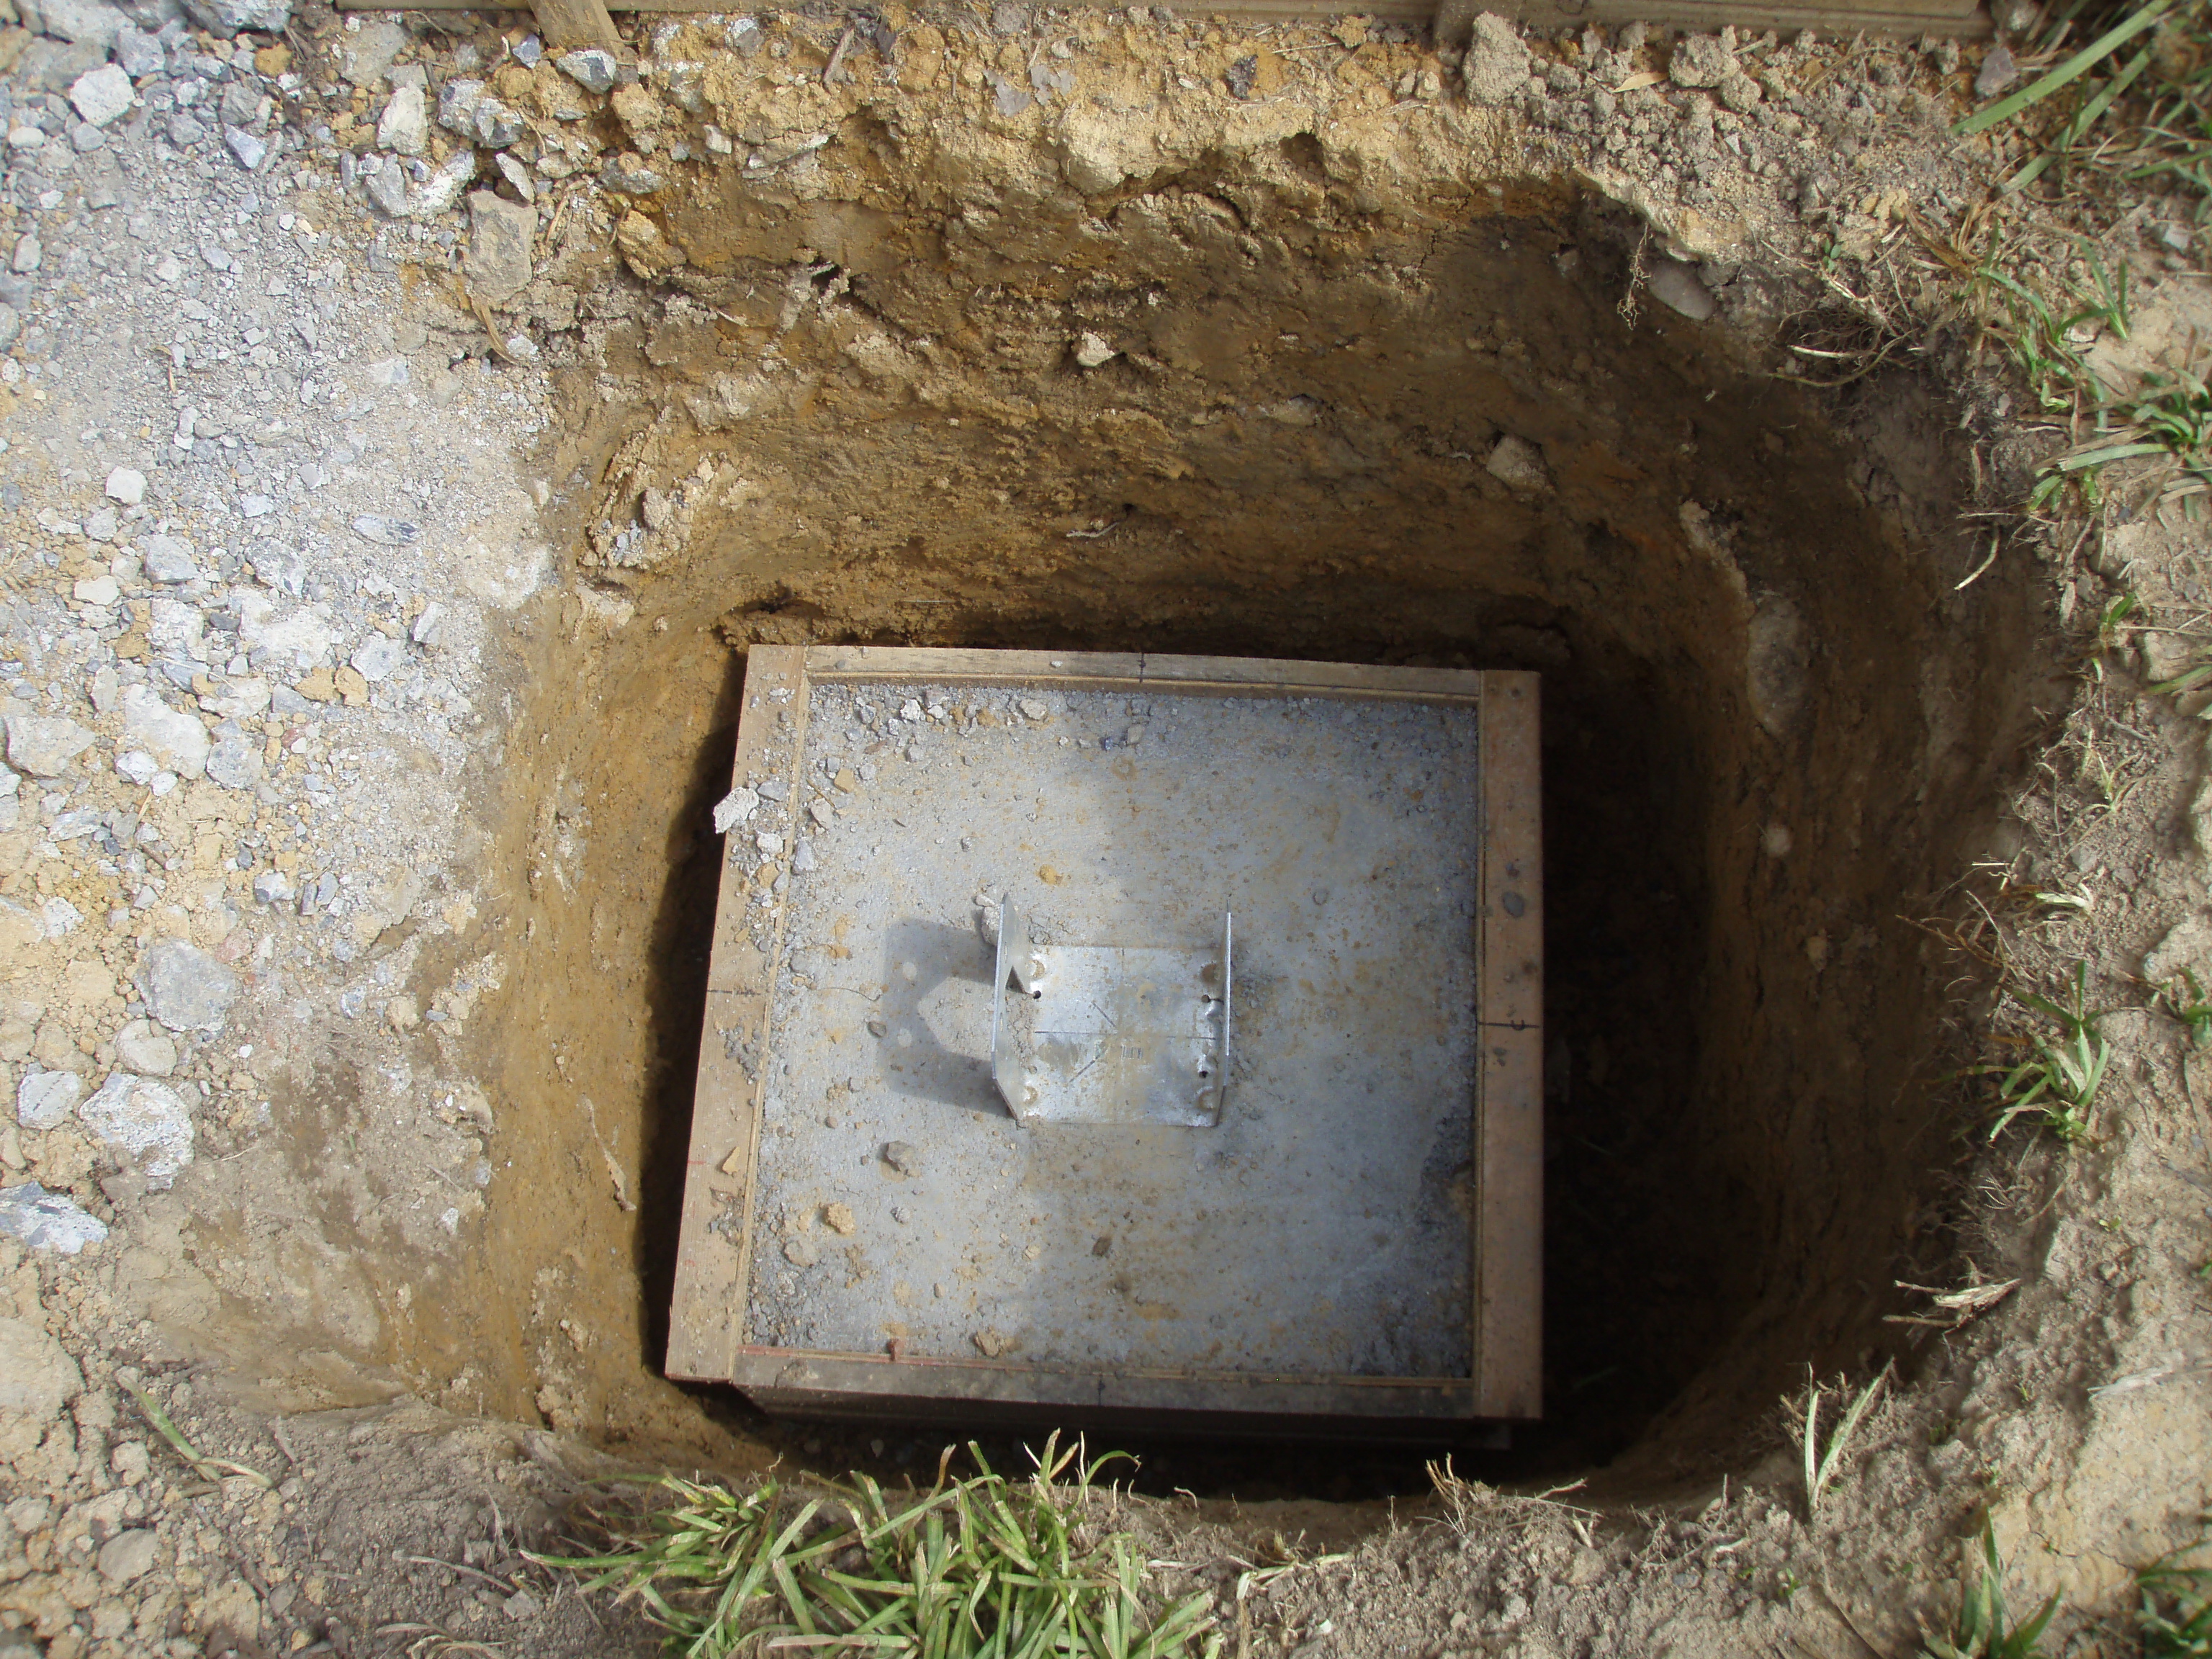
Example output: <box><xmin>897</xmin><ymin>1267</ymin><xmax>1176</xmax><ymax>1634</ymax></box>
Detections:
<box><xmin>351</xmin><ymin>0</ymin><xmax>1987</xmax><ymax>32</ymax></box>
<box><xmin>802</xmin><ymin>645</ymin><xmax>1487</xmax><ymax>700</ymax></box>
<box><xmin>1473</xmin><ymin>670</ymin><xmax>1543</xmax><ymax>1422</ymax></box>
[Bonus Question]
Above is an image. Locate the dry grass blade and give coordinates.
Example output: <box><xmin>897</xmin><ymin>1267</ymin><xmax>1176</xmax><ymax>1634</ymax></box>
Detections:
<box><xmin>1886</xmin><ymin>1278</ymin><xmax>2020</xmax><ymax>1331</ymax></box>
<box><xmin>1799</xmin><ymin>1362</ymin><xmax>1892</xmax><ymax>1518</ymax></box>
<box><xmin>123</xmin><ymin>1383</ymin><xmax>274</xmax><ymax>1491</ymax></box>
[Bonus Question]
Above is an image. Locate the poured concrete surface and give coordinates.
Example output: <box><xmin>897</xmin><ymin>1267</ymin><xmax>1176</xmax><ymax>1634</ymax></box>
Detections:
<box><xmin>743</xmin><ymin>677</ymin><xmax>1484</xmax><ymax>1378</ymax></box>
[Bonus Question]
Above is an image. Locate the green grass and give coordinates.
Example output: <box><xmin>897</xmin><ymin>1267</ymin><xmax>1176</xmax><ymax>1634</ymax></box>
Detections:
<box><xmin>2139</xmin><ymin>1542</ymin><xmax>2212</xmax><ymax>1655</ymax></box>
<box><xmin>534</xmin><ymin>1437</ymin><xmax>1220</xmax><ymax>1658</ymax></box>
<box><xmin>1920</xmin><ymin>1522</ymin><xmax>2060</xmax><ymax>1659</ymax></box>
<box><xmin>1969</xmin><ymin>962</ymin><xmax>2110</xmax><ymax>1143</ymax></box>
<box><xmin>1943</xmin><ymin>0</ymin><xmax>2212</xmax><ymax>512</ymax></box>
<box><xmin>1956</xmin><ymin>0</ymin><xmax>2211</xmax><ymax>203</ymax></box>
<box><xmin>2158</xmin><ymin>968</ymin><xmax>2212</xmax><ymax>1045</ymax></box>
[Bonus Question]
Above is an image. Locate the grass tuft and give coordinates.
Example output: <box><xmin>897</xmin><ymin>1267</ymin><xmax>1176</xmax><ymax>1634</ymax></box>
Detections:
<box><xmin>1968</xmin><ymin>961</ymin><xmax>2110</xmax><ymax>1143</ymax></box>
<box><xmin>1920</xmin><ymin>1521</ymin><xmax>2059</xmax><ymax>1658</ymax></box>
<box><xmin>533</xmin><ymin>1434</ymin><xmax>1219</xmax><ymax>1658</ymax></box>
<box><xmin>2140</xmin><ymin>1537</ymin><xmax>2212</xmax><ymax>1655</ymax></box>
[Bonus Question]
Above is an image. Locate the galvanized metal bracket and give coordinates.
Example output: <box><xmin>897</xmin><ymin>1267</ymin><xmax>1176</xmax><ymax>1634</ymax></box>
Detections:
<box><xmin>988</xmin><ymin>894</ymin><xmax>1231</xmax><ymax>1128</ymax></box>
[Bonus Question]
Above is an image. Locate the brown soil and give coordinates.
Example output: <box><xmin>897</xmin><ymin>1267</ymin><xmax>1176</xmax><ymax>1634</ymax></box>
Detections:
<box><xmin>421</xmin><ymin>78</ymin><xmax>2063</xmax><ymax>1498</ymax></box>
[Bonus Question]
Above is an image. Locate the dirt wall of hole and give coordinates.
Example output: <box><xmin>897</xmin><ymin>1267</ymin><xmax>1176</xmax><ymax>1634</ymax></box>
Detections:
<box><xmin>405</xmin><ymin>143</ymin><xmax>2054</xmax><ymax>1483</ymax></box>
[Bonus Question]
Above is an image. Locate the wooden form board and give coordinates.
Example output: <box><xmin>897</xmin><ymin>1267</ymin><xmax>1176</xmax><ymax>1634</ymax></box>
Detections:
<box><xmin>665</xmin><ymin>647</ymin><xmax>1544</xmax><ymax>1430</ymax></box>
<box><xmin>348</xmin><ymin>0</ymin><xmax>1988</xmax><ymax>39</ymax></box>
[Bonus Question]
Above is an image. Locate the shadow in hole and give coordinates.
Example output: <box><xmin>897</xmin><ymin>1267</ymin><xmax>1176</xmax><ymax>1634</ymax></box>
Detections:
<box><xmin>873</xmin><ymin>915</ymin><xmax>1009</xmax><ymax>1120</ymax></box>
<box><xmin>631</xmin><ymin>649</ymin><xmax>751</xmax><ymax>1381</ymax></box>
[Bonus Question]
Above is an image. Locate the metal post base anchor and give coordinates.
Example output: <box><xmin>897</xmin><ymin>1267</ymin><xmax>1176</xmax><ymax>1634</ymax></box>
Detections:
<box><xmin>986</xmin><ymin>894</ymin><xmax>1231</xmax><ymax>1127</ymax></box>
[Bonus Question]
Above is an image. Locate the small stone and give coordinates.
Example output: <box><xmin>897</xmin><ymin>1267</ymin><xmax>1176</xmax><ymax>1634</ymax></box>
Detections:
<box><xmin>246</xmin><ymin>539</ymin><xmax>305</xmax><ymax>595</ymax></box>
<box><xmin>17</xmin><ymin>1069</ymin><xmax>82</xmax><ymax>1131</ymax></box>
<box><xmin>385</xmin><ymin>995</ymin><xmax>418</xmax><ymax>1031</ymax></box>
<box><xmin>145</xmin><ymin>937</ymin><xmax>238</xmax><ymax>1033</ymax></box>
<box><xmin>363</xmin><ymin>161</ymin><xmax>408</xmax><ymax>218</ymax></box>
<box><xmin>114</xmin><ymin>1020</ymin><xmax>177</xmax><ymax>1078</ymax></box>
<box><xmin>0</xmin><ymin>1313</ymin><xmax>83</xmax><ymax>1413</ymax></box>
<box><xmin>36</xmin><ymin>0</ymin><xmax>126</xmax><ymax>48</ymax></box>
<box><xmin>711</xmin><ymin>786</ymin><xmax>760</xmax><ymax>834</ymax></box>
<box><xmin>4</xmin><ymin>714</ymin><xmax>95</xmax><ymax>777</ymax></box>
<box><xmin>222</xmin><ymin>123</ymin><xmax>266</xmax><ymax>171</ymax></box>
<box><xmin>1645</xmin><ymin>256</ymin><xmax>1718</xmax><ymax>321</ymax></box>
<box><xmin>1669</xmin><ymin>32</ymin><xmax>1735</xmax><ymax>89</ymax></box>
<box><xmin>472</xmin><ymin>95</ymin><xmax>524</xmax><ymax>148</ymax></box>
<box><xmin>337</xmin><ymin>17</ymin><xmax>405</xmax><ymax>86</ymax></box>
<box><xmin>203</xmin><ymin>729</ymin><xmax>261</xmax><ymax>791</ymax></box>
<box><xmin>9</xmin><ymin>235</ymin><xmax>40</xmax><ymax>275</ymax></box>
<box><xmin>140</xmin><ymin>534</ymin><xmax>198</xmax><ymax>583</ymax></box>
<box><xmin>1717</xmin><ymin>69</ymin><xmax>1763</xmax><ymax>113</ymax></box>
<box><xmin>68</xmin><ymin>63</ymin><xmax>133</xmax><ymax>127</ymax></box>
<box><xmin>1073</xmin><ymin>332</ymin><xmax>1116</xmax><ymax>368</ymax></box>
<box><xmin>251</xmin><ymin>869</ymin><xmax>293</xmax><ymax>907</ymax></box>
<box><xmin>792</xmin><ymin>840</ymin><xmax>817</xmax><ymax>873</ymax></box>
<box><xmin>76</xmin><ymin>1072</ymin><xmax>194</xmax><ymax>1188</ymax></box>
<box><xmin>0</xmin><ymin>1182</ymin><xmax>107</xmax><ymax>1254</ymax></box>
<box><xmin>104</xmin><ymin>466</ymin><xmax>145</xmax><ymax>505</ymax></box>
<box><xmin>1017</xmin><ymin>698</ymin><xmax>1050</xmax><ymax>721</ymax></box>
<box><xmin>408</xmin><ymin>149</ymin><xmax>478</xmax><ymax>219</ymax></box>
<box><xmin>74</xmin><ymin>575</ymin><xmax>120</xmax><ymax>605</ymax></box>
<box><xmin>602</xmin><ymin>152</ymin><xmax>663</xmax><ymax>194</ymax></box>
<box><xmin>96</xmin><ymin>1529</ymin><xmax>157</xmax><ymax>1586</ymax></box>
<box><xmin>557</xmin><ymin>47</ymin><xmax>617</xmax><ymax>94</ymax></box>
<box><xmin>436</xmin><ymin>75</ymin><xmax>485</xmax><ymax>134</ymax></box>
<box><xmin>377</xmin><ymin>81</ymin><xmax>427</xmax><ymax>156</ymax></box>
<box><xmin>181</xmin><ymin>0</ymin><xmax>287</xmax><ymax>36</ymax></box>
<box><xmin>166</xmin><ymin>113</ymin><xmax>207</xmax><ymax>148</ymax></box>
<box><xmin>114</xmin><ymin>22</ymin><xmax>163</xmax><ymax>77</ymax></box>
<box><xmin>120</xmin><ymin>685</ymin><xmax>209</xmax><ymax>780</ymax></box>
<box><xmin>495</xmin><ymin>151</ymin><xmax>535</xmax><ymax>201</ymax></box>
<box><xmin>782</xmin><ymin>1234</ymin><xmax>818</xmax><ymax>1267</ymax></box>
<box><xmin>755</xmin><ymin>830</ymin><xmax>785</xmax><ymax>855</ymax></box>
<box><xmin>823</xmin><ymin>1201</ymin><xmax>856</xmax><ymax>1235</ymax></box>
<box><xmin>465</xmin><ymin>189</ymin><xmax>536</xmax><ymax>305</ymax></box>
<box><xmin>350</xmin><ymin>514</ymin><xmax>421</xmax><ymax>547</ymax></box>
<box><xmin>350</xmin><ymin>635</ymin><xmax>406</xmax><ymax>683</ymax></box>
<box><xmin>1974</xmin><ymin>42</ymin><xmax>2017</xmax><ymax>99</ymax></box>
<box><xmin>1460</xmin><ymin>12</ymin><xmax>1527</xmax><ymax>105</ymax></box>
<box><xmin>84</xmin><ymin>508</ymin><xmax>118</xmax><ymax>543</ymax></box>
<box><xmin>1485</xmin><ymin>433</ymin><xmax>1552</xmax><ymax>493</ymax></box>
<box><xmin>882</xmin><ymin>1141</ymin><xmax>919</xmax><ymax>1175</ymax></box>
<box><xmin>1224</xmin><ymin>53</ymin><xmax>1257</xmax><ymax>99</ymax></box>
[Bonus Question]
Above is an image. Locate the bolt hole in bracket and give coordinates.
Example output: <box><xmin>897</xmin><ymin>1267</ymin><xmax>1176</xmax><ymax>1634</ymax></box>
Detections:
<box><xmin>988</xmin><ymin>892</ymin><xmax>1231</xmax><ymax>1128</ymax></box>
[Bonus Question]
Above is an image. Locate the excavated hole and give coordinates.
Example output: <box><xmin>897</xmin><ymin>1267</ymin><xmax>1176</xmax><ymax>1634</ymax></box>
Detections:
<box><xmin>413</xmin><ymin>161</ymin><xmax>2049</xmax><ymax>1501</ymax></box>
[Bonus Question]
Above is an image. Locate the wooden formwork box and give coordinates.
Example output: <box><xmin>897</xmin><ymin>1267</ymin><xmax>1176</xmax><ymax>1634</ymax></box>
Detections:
<box><xmin>667</xmin><ymin>647</ymin><xmax>1542</xmax><ymax>1435</ymax></box>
